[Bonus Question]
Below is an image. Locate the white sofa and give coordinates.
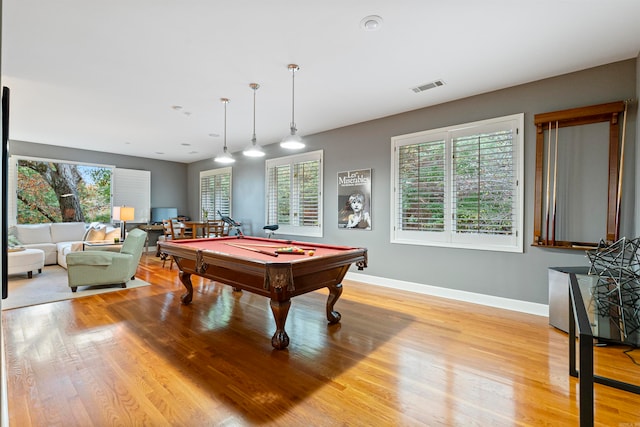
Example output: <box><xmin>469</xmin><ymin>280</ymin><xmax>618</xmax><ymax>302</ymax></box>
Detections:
<box><xmin>9</xmin><ymin>222</ymin><xmax>121</xmax><ymax>269</ymax></box>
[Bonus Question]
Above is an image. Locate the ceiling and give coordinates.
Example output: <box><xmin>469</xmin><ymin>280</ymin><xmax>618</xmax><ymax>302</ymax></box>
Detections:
<box><xmin>2</xmin><ymin>1</ymin><xmax>640</xmax><ymax>164</ymax></box>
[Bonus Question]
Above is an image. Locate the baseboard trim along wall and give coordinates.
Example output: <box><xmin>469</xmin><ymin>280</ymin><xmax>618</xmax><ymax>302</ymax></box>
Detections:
<box><xmin>346</xmin><ymin>272</ymin><xmax>549</xmax><ymax>318</ymax></box>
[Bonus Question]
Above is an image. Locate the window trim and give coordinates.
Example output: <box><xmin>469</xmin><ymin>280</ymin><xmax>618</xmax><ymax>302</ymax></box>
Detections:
<box><xmin>391</xmin><ymin>113</ymin><xmax>524</xmax><ymax>253</ymax></box>
<box><xmin>265</xmin><ymin>150</ymin><xmax>323</xmax><ymax>238</ymax></box>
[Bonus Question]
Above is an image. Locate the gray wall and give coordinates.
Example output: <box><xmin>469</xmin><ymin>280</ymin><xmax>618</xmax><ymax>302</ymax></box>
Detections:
<box><xmin>8</xmin><ymin>141</ymin><xmax>189</xmax><ymax>217</ymax></box>
<box><xmin>189</xmin><ymin>58</ymin><xmax>637</xmax><ymax>305</ymax></box>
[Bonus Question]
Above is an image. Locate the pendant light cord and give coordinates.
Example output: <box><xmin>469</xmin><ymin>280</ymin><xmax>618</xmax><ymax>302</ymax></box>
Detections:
<box><xmin>290</xmin><ymin>65</ymin><xmax>297</xmax><ymax>130</ymax></box>
<box><xmin>252</xmin><ymin>87</ymin><xmax>257</xmax><ymax>142</ymax></box>
<box><xmin>291</xmin><ymin>68</ymin><xmax>295</xmax><ymax>127</ymax></box>
<box><xmin>223</xmin><ymin>99</ymin><xmax>228</xmax><ymax>152</ymax></box>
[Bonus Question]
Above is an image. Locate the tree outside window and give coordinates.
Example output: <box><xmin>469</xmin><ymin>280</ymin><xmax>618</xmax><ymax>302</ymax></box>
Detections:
<box><xmin>16</xmin><ymin>159</ymin><xmax>112</xmax><ymax>224</ymax></box>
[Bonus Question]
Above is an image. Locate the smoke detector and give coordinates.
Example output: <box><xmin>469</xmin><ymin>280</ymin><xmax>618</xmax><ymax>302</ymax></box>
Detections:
<box><xmin>360</xmin><ymin>15</ymin><xmax>383</xmax><ymax>31</ymax></box>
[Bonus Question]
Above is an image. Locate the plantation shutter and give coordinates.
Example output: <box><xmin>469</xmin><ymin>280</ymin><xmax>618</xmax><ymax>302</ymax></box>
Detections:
<box><xmin>266</xmin><ymin>164</ymin><xmax>291</xmax><ymax>225</ymax></box>
<box><xmin>294</xmin><ymin>160</ymin><xmax>320</xmax><ymax>226</ymax></box>
<box><xmin>397</xmin><ymin>138</ymin><xmax>446</xmax><ymax>232</ymax></box>
<box><xmin>200</xmin><ymin>167</ymin><xmax>232</xmax><ymax>219</ymax></box>
<box><xmin>452</xmin><ymin>128</ymin><xmax>516</xmax><ymax>236</ymax></box>
<box><xmin>113</xmin><ymin>168</ymin><xmax>151</xmax><ymax>223</ymax></box>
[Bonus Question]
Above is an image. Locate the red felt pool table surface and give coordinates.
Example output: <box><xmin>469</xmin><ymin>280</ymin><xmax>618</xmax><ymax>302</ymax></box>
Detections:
<box><xmin>158</xmin><ymin>236</ymin><xmax>368</xmax><ymax>349</ymax></box>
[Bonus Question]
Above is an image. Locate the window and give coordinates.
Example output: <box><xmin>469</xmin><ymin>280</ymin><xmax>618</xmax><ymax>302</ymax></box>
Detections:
<box><xmin>200</xmin><ymin>167</ymin><xmax>232</xmax><ymax>220</ymax></box>
<box><xmin>9</xmin><ymin>156</ymin><xmax>152</xmax><ymax>226</ymax></box>
<box><xmin>392</xmin><ymin>114</ymin><xmax>524</xmax><ymax>252</ymax></box>
<box><xmin>266</xmin><ymin>150</ymin><xmax>323</xmax><ymax>237</ymax></box>
<box><xmin>10</xmin><ymin>156</ymin><xmax>115</xmax><ymax>225</ymax></box>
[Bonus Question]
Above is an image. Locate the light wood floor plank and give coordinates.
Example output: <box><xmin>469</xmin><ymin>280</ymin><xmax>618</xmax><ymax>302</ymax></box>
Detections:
<box><xmin>3</xmin><ymin>253</ymin><xmax>640</xmax><ymax>426</ymax></box>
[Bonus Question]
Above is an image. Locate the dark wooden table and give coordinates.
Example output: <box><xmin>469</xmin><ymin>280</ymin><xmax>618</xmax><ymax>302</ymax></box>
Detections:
<box><xmin>158</xmin><ymin>236</ymin><xmax>367</xmax><ymax>349</ymax></box>
<box><xmin>182</xmin><ymin>221</ymin><xmax>209</xmax><ymax>237</ymax></box>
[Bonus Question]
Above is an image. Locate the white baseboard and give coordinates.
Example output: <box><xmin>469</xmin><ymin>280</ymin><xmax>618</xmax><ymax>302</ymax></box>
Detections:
<box><xmin>345</xmin><ymin>272</ymin><xmax>549</xmax><ymax>318</ymax></box>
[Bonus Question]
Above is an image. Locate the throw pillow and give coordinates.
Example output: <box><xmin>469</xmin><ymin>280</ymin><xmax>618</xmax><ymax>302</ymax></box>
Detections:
<box><xmin>82</xmin><ymin>226</ymin><xmax>97</xmax><ymax>241</ymax></box>
<box><xmin>7</xmin><ymin>234</ymin><xmax>21</xmax><ymax>247</ymax></box>
<box><xmin>85</xmin><ymin>227</ymin><xmax>106</xmax><ymax>242</ymax></box>
<box><xmin>70</xmin><ymin>242</ymin><xmax>85</xmax><ymax>252</ymax></box>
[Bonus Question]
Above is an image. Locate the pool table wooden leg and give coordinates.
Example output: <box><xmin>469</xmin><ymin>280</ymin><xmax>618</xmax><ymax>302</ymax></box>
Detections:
<box><xmin>270</xmin><ymin>298</ymin><xmax>291</xmax><ymax>349</ymax></box>
<box><xmin>179</xmin><ymin>271</ymin><xmax>194</xmax><ymax>304</ymax></box>
<box><xmin>326</xmin><ymin>283</ymin><xmax>343</xmax><ymax>324</ymax></box>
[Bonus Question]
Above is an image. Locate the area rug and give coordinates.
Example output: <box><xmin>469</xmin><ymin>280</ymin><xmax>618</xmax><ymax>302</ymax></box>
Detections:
<box><xmin>2</xmin><ymin>265</ymin><xmax>151</xmax><ymax>310</ymax></box>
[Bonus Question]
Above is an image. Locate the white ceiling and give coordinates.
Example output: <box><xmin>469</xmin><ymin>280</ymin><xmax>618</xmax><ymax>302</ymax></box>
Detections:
<box><xmin>2</xmin><ymin>0</ymin><xmax>640</xmax><ymax>163</ymax></box>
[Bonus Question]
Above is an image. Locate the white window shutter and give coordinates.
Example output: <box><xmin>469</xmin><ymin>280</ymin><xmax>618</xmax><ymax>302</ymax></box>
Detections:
<box><xmin>113</xmin><ymin>168</ymin><xmax>151</xmax><ymax>223</ymax></box>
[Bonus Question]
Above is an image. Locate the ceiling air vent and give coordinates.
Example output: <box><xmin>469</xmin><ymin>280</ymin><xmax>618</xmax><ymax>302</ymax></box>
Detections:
<box><xmin>411</xmin><ymin>79</ymin><xmax>445</xmax><ymax>93</ymax></box>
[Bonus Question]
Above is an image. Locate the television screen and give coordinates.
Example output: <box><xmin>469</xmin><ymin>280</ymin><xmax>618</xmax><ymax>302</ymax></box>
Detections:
<box><xmin>151</xmin><ymin>207</ymin><xmax>178</xmax><ymax>224</ymax></box>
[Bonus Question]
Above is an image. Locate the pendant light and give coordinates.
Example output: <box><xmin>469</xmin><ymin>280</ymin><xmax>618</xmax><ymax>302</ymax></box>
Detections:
<box><xmin>243</xmin><ymin>83</ymin><xmax>266</xmax><ymax>157</ymax></box>
<box><xmin>214</xmin><ymin>98</ymin><xmax>235</xmax><ymax>164</ymax></box>
<box><xmin>280</xmin><ymin>64</ymin><xmax>305</xmax><ymax>149</ymax></box>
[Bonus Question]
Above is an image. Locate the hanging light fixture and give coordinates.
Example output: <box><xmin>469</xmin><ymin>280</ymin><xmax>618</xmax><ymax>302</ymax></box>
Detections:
<box><xmin>280</xmin><ymin>64</ymin><xmax>305</xmax><ymax>149</ymax></box>
<box><xmin>214</xmin><ymin>98</ymin><xmax>235</xmax><ymax>164</ymax></box>
<box><xmin>243</xmin><ymin>83</ymin><xmax>266</xmax><ymax>157</ymax></box>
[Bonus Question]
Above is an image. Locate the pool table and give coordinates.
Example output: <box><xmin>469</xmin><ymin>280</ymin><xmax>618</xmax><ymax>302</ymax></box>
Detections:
<box><xmin>158</xmin><ymin>236</ymin><xmax>368</xmax><ymax>349</ymax></box>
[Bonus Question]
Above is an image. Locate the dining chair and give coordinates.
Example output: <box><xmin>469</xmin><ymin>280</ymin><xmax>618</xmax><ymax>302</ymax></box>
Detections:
<box><xmin>159</xmin><ymin>219</ymin><xmax>188</xmax><ymax>269</ymax></box>
<box><xmin>168</xmin><ymin>218</ymin><xmax>189</xmax><ymax>239</ymax></box>
<box><xmin>206</xmin><ymin>219</ymin><xmax>225</xmax><ymax>237</ymax></box>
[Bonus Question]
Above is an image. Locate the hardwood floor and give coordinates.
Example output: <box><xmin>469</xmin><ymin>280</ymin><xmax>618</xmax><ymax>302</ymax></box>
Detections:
<box><xmin>3</xmin><ymin>253</ymin><xmax>640</xmax><ymax>426</ymax></box>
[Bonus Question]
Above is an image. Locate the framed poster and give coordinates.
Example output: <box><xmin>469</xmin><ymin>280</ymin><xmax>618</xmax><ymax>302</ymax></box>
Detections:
<box><xmin>338</xmin><ymin>169</ymin><xmax>371</xmax><ymax>230</ymax></box>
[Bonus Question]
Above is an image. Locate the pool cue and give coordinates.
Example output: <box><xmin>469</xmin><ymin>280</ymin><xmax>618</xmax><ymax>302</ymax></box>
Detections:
<box><xmin>224</xmin><ymin>242</ymin><xmax>278</xmax><ymax>257</ymax></box>
<box><xmin>231</xmin><ymin>243</ymin><xmax>317</xmax><ymax>251</ymax></box>
<box><xmin>544</xmin><ymin>122</ymin><xmax>552</xmax><ymax>245</ymax></box>
<box><xmin>615</xmin><ymin>100</ymin><xmax>629</xmax><ymax>235</ymax></box>
<box><xmin>551</xmin><ymin>121</ymin><xmax>559</xmax><ymax>246</ymax></box>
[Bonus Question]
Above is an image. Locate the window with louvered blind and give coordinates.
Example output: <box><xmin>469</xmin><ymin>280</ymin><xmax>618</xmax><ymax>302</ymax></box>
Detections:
<box><xmin>200</xmin><ymin>167</ymin><xmax>232</xmax><ymax>220</ymax></box>
<box><xmin>392</xmin><ymin>114</ymin><xmax>524</xmax><ymax>252</ymax></box>
<box><xmin>265</xmin><ymin>150</ymin><xmax>323</xmax><ymax>237</ymax></box>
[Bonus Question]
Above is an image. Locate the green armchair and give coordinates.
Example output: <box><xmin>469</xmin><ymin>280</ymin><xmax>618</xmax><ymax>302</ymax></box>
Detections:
<box><xmin>66</xmin><ymin>228</ymin><xmax>148</xmax><ymax>292</ymax></box>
